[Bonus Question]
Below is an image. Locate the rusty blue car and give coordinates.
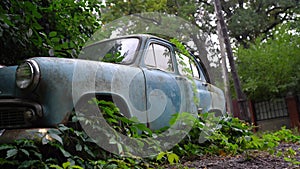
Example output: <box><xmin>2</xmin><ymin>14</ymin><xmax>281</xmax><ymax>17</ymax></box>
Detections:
<box><xmin>0</xmin><ymin>34</ymin><xmax>225</xmax><ymax>141</ymax></box>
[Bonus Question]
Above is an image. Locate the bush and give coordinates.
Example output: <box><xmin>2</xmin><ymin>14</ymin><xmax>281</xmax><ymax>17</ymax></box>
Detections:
<box><xmin>0</xmin><ymin>100</ymin><xmax>299</xmax><ymax>168</ymax></box>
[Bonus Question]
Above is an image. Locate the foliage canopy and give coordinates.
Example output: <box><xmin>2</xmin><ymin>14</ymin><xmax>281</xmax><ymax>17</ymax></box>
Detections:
<box><xmin>0</xmin><ymin>0</ymin><xmax>102</xmax><ymax>65</ymax></box>
<box><xmin>236</xmin><ymin>24</ymin><xmax>300</xmax><ymax>100</ymax></box>
<box><xmin>221</xmin><ymin>0</ymin><xmax>300</xmax><ymax>47</ymax></box>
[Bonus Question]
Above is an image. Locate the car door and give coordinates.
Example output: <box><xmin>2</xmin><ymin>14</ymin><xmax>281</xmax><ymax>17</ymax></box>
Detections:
<box><xmin>175</xmin><ymin>51</ymin><xmax>212</xmax><ymax>114</ymax></box>
<box><xmin>141</xmin><ymin>40</ymin><xmax>195</xmax><ymax>130</ymax></box>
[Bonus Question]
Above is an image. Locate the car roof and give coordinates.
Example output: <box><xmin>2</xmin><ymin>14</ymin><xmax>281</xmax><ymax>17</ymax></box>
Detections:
<box><xmin>85</xmin><ymin>34</ymin><xmax>174</xmax><ymax>47</ymax></box>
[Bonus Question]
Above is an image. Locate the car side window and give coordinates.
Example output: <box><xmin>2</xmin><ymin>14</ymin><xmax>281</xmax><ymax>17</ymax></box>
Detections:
<box><xmin>176</xmin><ymin>51</ymin><xmax>203</xmax><ymax>80</ymax></box>
<box><xmin>145</xmin><ymin>43</ymin><xmax>174</xmax><ymax>72</ymax></box>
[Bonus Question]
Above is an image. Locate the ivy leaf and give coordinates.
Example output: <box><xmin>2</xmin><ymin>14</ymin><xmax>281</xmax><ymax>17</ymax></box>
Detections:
<box><xmin>50</xmin><ymin>164</ymin><xmax>63</xmax><ymax>169</ymax></box>
<box><xmin>156</xmin><ymin>152</ymin><xmax>165</xmax><ymax>161</ymax></box>
<box><xmin>76</xmin><ymin>144</ymin><xmax>82</xmax><ymax>151</ymax></box>
<box><xmin>30</xmin><ymin>150</ymin><xmax>42</xmax><ymax>160</ymax></box>
<box><xmin>62</xmin><ymin>161</ymin><xmax>71</xmax><ymax>169</ymax></box>
<box><xmin>0</xmin><ymin>14</ymin><xmax>15</xmax><ymax>26</ymax></box>
<box><xmin>0</xmin><ymin>144</ymin><xmax>14</xmax><ymax>151</ymax></box>
<box><xmin>48</xmin><ymin>133</ymin><xmax>63</xmax><ymax>145</ymax></box>
<box><xmin>42</xmin><ymin>136</ymin><xmax>50</xmax><ymax>145</ymax></box>
<box><xmin>18</xmin><ymin>160</ymin><xmax>39</xmax><ymax>169</ymax></box>
<box><xmin>51</xmin><ymin>37</ymin><xmax>60</xmax><ymax>43</ymax></box>
<box><xmin>58</xmin><ymin>124</ymin><xmax>69</xmax><ymax>132</ymax></box>
<box><xmin>6</xmin><ymin>149</ymin><xmax>18</xmax><ymax>159</ymax></box>
<box><xmin>20</xmin><ymin>148</ymin><xmax>30</xmax><ymax>157</ymax></box>
<box><xmin>134</xmin><ymin>123</ymin><xmax>152</xmax><ymax>136</ymax></box>
<box><xmin>32</xmin><ymin>22</ymin><xmax>43</xmax><ymax>30</ymax></box>
<box><xmin>32</xmin><ymin>10</ymin><xmax>42</xmax><ymax>19</ymax></box>
<box><xmin>49</xmin><ymin>31</ymin><xmax>57</xmax><ymax>38</ymax></box>
<box><xmin>167</xmin><ymin>153</ymin><xmax>179</xmax><ymax>164</ymax></box>
<box><xmin>105</xmin><ymin>164</ymin><xmax>118</xmax><ymax>169</ymax></box>
<box><xmin>59</xmin><ymin>147</ymin><xmax>71</xmax><ymax>158</ymax></box>
<box><xmin>84</xmin><ymin>145</ymin><xmax>95</xmax><ymax>158</ymax></box>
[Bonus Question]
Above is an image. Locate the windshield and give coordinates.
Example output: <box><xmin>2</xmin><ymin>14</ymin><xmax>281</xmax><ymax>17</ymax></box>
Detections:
<box><xmin>80</xmin><ymin>37</ymin><xmax>140</xmax><ymax>64</ymax></box>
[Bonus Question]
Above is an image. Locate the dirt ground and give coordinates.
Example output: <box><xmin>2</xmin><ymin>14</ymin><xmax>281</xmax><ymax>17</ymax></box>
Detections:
<box><xmin>166</xmin><ymin>143</ymin><xmax>300</xmax><ymax>169</ymax></box>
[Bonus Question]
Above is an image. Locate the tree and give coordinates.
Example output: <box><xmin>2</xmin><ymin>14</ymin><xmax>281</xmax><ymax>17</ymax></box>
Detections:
<box><xmin>0</xmin><ymin>0</ymin><xmax>102</xmax><ymax>65</ymax></box>
<box><xmin>221</xmin><ymin>0</ymin><xmax>300</xmax><ymax>47</ymax></box>
<box><xmin>214</xmin><ymin>0</ymin><xmax>249</xmax><ymax>121</ymax></box>
<box><xmin>236</xmin><ymin>23</ymin><xmax>300</xmax><ymax>100</ymax></box>
<box><xmin>101</xmin><ymin>0</ymin><xmax>224</xmax><ymax>84</ymax></box>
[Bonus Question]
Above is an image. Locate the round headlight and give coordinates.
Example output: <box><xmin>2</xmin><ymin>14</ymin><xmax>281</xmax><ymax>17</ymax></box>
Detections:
<box><xmin>16</xmin><ymin>60</ymin><xmax>40</xmax><ymax>89</ymax></box>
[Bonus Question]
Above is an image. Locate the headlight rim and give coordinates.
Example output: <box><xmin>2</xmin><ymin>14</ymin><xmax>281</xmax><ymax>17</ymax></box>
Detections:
<box><xmin>16</xmin><ymin>59</ymin><xmax>40</xmax><ymax>90</ymax></box>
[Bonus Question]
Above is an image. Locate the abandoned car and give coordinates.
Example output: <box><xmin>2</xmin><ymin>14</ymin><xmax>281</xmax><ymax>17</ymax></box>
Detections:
<box><xmin>0</xmin><ymin>34</ymin><xmax>225</xmax><ymax>141</ymax></box>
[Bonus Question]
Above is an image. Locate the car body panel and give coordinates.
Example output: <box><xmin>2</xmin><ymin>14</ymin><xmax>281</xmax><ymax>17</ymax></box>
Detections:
<box><xmin>0</xmin><ymin>66</ymin><xmax>17</xmax><ymax>97</ymax></box>
<box><xmin>0</xmin><ymin>34</ymin><xmax>226</xmax><ymax>141</ymax></box>
<box><xmin>143</xmin><ymin>69</ymin><xmax>181</xmax><ymax>130</ymax></box>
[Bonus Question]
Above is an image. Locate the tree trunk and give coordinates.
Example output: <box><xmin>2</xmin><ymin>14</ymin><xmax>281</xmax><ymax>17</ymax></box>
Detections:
<box><xmin>216</xmin><ymin>21</ymin><xmax>233</xmax><ymax>114</ymax></box>
<box><xmin>213</xmin><ymin>0</ymin><xmax>250</xmax><ymax>121</ymax></box>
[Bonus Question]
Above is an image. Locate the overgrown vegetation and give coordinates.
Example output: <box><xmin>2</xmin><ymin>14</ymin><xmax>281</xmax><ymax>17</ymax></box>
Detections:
<box><xmin>236</xmin><ymin>23</ymin><xmax>300</xmax><ymax>100</ymax></box>
<box><xmin>0</xmin><ymin>100</ymin><xmax>299</xmax><ymax>168</ymax></box>
<box><xmin>0</xmin><ymin>0</ymin><xmax>102</xmax><ymax>65</ymax></box>
<box><xmin>1</xmin><ymin>0</ymin><xmax>299</xmax><ymax>168</ymax></box>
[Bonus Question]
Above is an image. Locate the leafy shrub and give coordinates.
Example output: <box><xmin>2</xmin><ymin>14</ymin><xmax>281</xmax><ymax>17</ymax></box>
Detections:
<box><xmin>0</xmin><ymin>100</ymin><xmax>299</xmax><ymax>168</ymax></box>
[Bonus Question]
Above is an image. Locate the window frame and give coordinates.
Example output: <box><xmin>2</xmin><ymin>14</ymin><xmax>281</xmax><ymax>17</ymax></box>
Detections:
<box><xmin>175</xmin><ymin>50</ymin><xmax>209</xmax><ymax>82</ymax></box>
<box><xmin>82</xmin><ymin>36</ymin><xmax>142</xmax><ymax>65</ymax></box>
<box><xmin>144</xmin><ymin>40</ymin><xmax>175</xmax><ymax>73</ymax></box>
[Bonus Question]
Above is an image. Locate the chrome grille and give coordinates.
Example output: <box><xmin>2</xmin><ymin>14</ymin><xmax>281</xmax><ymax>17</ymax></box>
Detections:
<box><xmin>0</xmin><ymin>109</ymin><xmax>28</xmax><ymax>128</ymax></box>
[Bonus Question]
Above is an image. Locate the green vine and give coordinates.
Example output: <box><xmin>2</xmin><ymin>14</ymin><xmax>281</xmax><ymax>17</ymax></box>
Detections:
<box><xmin>170</xmin><ymin>38</ymin><xmax>200</xmax><ymax>106</ymax></box>
<box><xmin>0</xmin><ymin>100</ymin><xmax>299</xmax><ymax>168</ymax></box>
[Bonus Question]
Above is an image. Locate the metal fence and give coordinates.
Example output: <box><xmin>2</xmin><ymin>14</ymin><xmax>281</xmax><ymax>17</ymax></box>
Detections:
<box><xmin>254</xmin><ymin>98</ymin><xmax>289</xmax><ymax>121</ymax></box>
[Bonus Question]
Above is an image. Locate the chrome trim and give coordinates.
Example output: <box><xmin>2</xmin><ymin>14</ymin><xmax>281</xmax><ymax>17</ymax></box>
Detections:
<box><xmin>16</xmin><ymin>59</ymin><xmax>41</xmax><ymax>90</ymax></box>
<box><xmin>27</xmin><ymin>59</ymin><xmax>41</xmax><ymax>90</ymax></box>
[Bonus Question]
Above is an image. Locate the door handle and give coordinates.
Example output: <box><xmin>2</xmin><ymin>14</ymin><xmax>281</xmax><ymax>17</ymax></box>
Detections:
<box><xmin>175</xmin><ymin>76</ymin><xmax>185</xmax><ymax>80</ymax></box>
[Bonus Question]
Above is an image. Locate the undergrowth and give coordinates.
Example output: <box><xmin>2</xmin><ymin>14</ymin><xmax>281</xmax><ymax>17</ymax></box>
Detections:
<box><xmin>0</xmin><ymin>99</ymin><xmax>299</xmax><ymax>168</ymax></box>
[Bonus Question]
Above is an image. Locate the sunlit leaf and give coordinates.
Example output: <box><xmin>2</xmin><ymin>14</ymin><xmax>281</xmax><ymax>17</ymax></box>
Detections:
<box><xmin>6</xmin><ymin>149</ymin><xmax>18</xmax><ymax>159</ymax></box>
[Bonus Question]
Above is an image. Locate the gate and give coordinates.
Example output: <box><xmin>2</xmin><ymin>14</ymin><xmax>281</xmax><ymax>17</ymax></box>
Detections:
<box><xmin>253</xmin><ymin>98</ymin><xmax>289</xmax><ymax>121</ymax></box>
<box><xmin>232</xmin><ymin>95</ymin><xmax>300</xmax><ymax>130</ymax></box>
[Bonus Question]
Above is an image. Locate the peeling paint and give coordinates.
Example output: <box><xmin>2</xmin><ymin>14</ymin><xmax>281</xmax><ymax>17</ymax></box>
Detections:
<box><xmin>0</xmin><ymin>34</ymin><xmax>226</xmax><ymax>142</ymax></box>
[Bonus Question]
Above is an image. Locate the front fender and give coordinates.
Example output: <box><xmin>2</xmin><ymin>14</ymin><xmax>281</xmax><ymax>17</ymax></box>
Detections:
<box><xmin>0</xmin><ymin>66</ymin><xmax>17</xmax><ymax>97</ymax></box>
<box><xmin>31</xmin><ymin>57</ymin><xmax>76</xmax><ymax>126</ymax></box>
